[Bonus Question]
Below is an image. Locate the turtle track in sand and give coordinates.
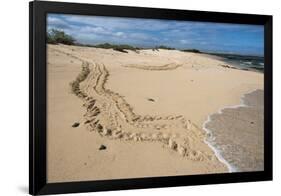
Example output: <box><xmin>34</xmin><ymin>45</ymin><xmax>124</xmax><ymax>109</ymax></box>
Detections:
<box><xmin>56</xmin><ymin>47</ymin><xmax>213</xmax><ymax>161</ymax></box>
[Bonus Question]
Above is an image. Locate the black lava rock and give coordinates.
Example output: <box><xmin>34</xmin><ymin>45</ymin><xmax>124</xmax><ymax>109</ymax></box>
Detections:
<box><xmin>99</xmin><ymin>145</ymin><xmax>107</xmax><ymax>150</ymax></box>
<box><xmin>72</xmin><ymin>122</ymin><xmax>80</xmax><ymax>128</ymax></box>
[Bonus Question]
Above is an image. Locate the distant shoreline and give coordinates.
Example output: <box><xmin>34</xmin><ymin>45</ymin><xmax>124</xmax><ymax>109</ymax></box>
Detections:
<box><xmin>204</xmin><ymin>52</ymin><xmax>264</xmax><ymax>72</ymax></box>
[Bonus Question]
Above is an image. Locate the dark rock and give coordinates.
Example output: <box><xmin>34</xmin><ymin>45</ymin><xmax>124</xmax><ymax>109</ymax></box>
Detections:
<box><xmin>147</xmin><ymin>98</ymin><xmax>155</xmax><ymax>102</ymax></box>
<box><xmin>99</xmin><ymin>145</ymin><xmax>107</xmax><ymax>150</ymax></box>
<box><xmin>72</xmin><ymin>122</ymin><xmax>80</xmax><ymax>128</ymax></box>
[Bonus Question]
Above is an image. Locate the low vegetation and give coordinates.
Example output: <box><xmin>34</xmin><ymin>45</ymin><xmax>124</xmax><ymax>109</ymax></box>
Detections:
<box><xmin>47</xmin><ymin>29</ymin><xmax>75</xmax><ymax>45</ymax></box>
<box><xmin>181</xmin><ymin>49</ymin><xmax>201</xmax><ymax>53</ymax></box>
<box><xmin>95</xmin><ymin>43</ymin><xmax>141</xmax><ymax>53</ymax></box>
<box><xmin>155</xmin><ymin>45</ymin><xmax>175</xmax><ymax>50</ymax></box>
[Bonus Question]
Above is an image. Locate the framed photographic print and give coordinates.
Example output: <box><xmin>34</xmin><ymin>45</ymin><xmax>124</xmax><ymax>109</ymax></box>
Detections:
<box><xmin>29</xmin><ymin>1</ymin><xmax>272</xmax><ymax>195</ymax></box>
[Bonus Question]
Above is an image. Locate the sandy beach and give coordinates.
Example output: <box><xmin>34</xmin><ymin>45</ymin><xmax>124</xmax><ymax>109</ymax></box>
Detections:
<box><xmin>204</xmin><ymin>89</ymin><xmax>264</xmax><ymax>172</ymax></box>
<box><xmin>47</xmin><ymin>44</ymin><xmax>263</xmax><ymax>183</ymax></box>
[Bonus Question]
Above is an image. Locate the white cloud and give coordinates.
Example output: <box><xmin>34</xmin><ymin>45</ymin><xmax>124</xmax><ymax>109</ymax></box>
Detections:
<box><xmin>179</xmin><ymin>39</ymin><xmax>190</xmax><ymax>44</ymax></box>
<box><xmin>47</xmin><ymin>16</ymin><xmax>70</xmax><ymax>29</ymax></box>
<box><xmin>79</xmin><ymin>26</ymin><xmax>109</xmax><ymax>34</ymax></box>
<box><xmin>114</xmin><ymin>32</ymin><xmax>127</xmax><ymax>38</ymax></box>
<box><xmin>115</xmin><ymin>32</ymin><xmax>123</xmax><ymax>36</ymax></box>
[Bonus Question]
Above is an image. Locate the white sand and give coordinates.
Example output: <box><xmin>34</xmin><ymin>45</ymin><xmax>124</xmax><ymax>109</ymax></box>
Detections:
<box><xmin>47</xmin><ymin>44</ymin><xmax>263</xmax><ymax>182</ymax></box>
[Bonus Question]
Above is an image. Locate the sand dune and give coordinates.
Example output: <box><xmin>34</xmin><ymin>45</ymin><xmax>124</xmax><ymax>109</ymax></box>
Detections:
<box><xmin>47</xmin><ymin>44</ymin><xmax>263</xmax><ymax>182</ymax></box>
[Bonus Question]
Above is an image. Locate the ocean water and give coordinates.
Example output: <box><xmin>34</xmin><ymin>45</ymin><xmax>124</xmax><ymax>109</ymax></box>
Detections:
<box><xmin>203</xmin><ymin>90</ymin><xmax>264</xmax><ymax>172</ymax></box>
<box><xmin>210</xmin><ymin>53</ymin><xmax>264</xmax><ymax>72</ymax></box>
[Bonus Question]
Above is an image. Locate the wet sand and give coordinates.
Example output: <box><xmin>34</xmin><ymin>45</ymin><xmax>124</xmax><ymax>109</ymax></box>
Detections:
<box><xmin>204</xmin><ymin>89</ymin><xmax>264</xmax><ymax>172</ymax></box>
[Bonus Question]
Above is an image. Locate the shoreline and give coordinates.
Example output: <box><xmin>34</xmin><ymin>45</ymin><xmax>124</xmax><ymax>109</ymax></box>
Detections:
<box><xmin>202</xmin><ymin>52</ymin><xmax>264</xmax><ymax>73</ymax></box>
<box><xmin>202</xmin><ymin>89</ymin><xmax>263</xmax><ymax>172</ymax></box>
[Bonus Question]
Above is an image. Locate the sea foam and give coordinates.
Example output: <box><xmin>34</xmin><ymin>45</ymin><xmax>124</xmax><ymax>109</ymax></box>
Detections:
<box><xmin>202</xmin><ymin>89</ymin><xmax>259</xmax><ymax>172</ymax></box>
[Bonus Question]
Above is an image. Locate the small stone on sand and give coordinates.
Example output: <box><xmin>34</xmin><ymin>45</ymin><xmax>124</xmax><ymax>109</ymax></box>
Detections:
<box><xmin>99</xmin><ymin>145</ymin><xmax>107</xmax><ymax>150</ymax></box>
<box><xmin>72</xmin><ymin>122</ymin><xmax>80</xmax><ymax>128</ymax></box>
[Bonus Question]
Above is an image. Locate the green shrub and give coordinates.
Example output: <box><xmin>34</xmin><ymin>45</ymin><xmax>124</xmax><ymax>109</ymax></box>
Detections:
<box><xmin>113</xmin><ymin>48</ymin><xmax>128</xmax><ymax>53</ymax></box>
<box><xmin>47</xmin><ymin>29</ymin><xmax>75</xmax><ymax>45</ymax></box>
<box><xmin>95</xmin><ymin>43</ymin><xmax>113</xmax><ymax>49</ymax></box>
<box><xmin>156</xmin><ymin>45</ymin><xmax>175</xmax><ymax>50</ymax></box>
<box><xmin>95</xmin><ymin>43</ymin><xmax>138</xmax><ymax>52</ymax></box>
<box><xmin>182</xmin><ymin>49</ymin><xmax>201</xmax><ymax>53</ymax></box>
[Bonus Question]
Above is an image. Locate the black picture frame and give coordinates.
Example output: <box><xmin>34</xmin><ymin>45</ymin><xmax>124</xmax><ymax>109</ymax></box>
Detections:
<box><xmin>29</xmin><ymin>1</ymin><xmax>273</xmax><ymax>195</ymax></box>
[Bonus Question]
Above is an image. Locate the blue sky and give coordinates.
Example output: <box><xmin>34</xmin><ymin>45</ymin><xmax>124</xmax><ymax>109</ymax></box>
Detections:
<box><xmin>47</xmin><ymin>14</ymin><xmax>264</xmax><ymax>56</ymax></box>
